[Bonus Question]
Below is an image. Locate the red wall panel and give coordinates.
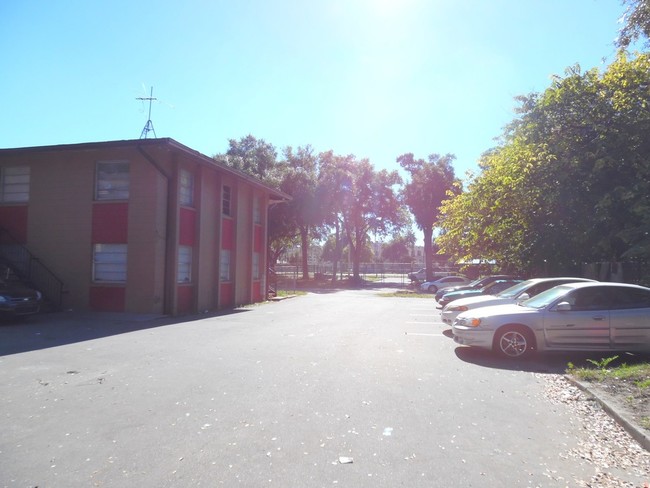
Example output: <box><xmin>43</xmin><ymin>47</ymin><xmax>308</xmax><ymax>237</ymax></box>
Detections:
<box><xmin>221</xmin><ymin>218</ymin><xmax>233</xmax><ymax>249</ymax></box>
<box><xmin>220</xmin><ymin>283</ymin><xmax>233</xmax><ymax>307</ymax></box>
<box><xmin>89</xmin><ymin>286</ymin><xmax>126</xmax><ymax>312</ymax></box>
<box><xmin>252</xmin><ymin>281</ymin><xmax>261</xmax><ymax>302</ymax></box>
<box><xmin>179</xmin><ymin>207</ymin><xmax>196</xmax><ymax>246</ymax></box>
<box><xmin>0</xmin><ymin>205</ymin><xmax>28</xmax><ymax>243</ymax></box>
<box><xmin>92</xmin><ymin>203</ymin><xmax>128</xmax><ymax>243</ymax></box>
<box><xmin>254</xmin><ymin>225</ymin><xmax>263</xmax><ymax>252</ymax></box>
<box><xmin>177</xmin><ymin>285</ymin><xmax>193</xmax><ymax>314</ymax></box>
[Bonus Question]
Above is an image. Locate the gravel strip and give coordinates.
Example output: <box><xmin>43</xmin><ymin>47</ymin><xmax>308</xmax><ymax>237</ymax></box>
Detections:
<box><xmin>540</xmin><ymin>373</ymin><xmax>650</xmax><ymax>487</ymax></box>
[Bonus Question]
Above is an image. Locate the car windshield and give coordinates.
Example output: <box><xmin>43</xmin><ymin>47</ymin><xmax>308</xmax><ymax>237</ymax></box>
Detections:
<box><xmin>495</xmin><ymin>280</ymin><xmax>533</xmax><ymax>298</ymax></box>
<box><xmin>520</xmin><ymin>285</ymin><xmax>573</xmax><ymax>309</ymax></box>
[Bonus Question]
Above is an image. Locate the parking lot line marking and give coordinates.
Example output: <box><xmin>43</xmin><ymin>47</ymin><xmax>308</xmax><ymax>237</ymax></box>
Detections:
<box><xmin>405</xmin><ymin>332</ymin><xmax>445</xmax><ymax>337</ymax></box>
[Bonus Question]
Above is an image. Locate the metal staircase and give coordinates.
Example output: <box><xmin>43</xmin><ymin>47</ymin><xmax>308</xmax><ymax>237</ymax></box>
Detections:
<box><xmin>0</xmin><ymin>226</ymin><xmax>65</xmax><ymax>311</ymax></box>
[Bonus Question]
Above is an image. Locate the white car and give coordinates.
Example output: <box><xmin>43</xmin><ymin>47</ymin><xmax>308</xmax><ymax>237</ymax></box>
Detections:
<box><xmin>440</xmin><ymin>277</ymin><xmax>595</xmax><ymax>325</ymax></box>
<box><xmin>420</xmin><ymin>275</ymin><xmax>471</xmax><ymax>293</ymax></box>
<box><xmin>452</xmin><ymin>282</ymin><xmax>650</xmax><ymax>359</ymax></box>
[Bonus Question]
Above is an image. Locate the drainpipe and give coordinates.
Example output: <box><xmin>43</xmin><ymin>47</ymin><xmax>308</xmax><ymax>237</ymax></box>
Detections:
<box><xmin>137</xmin><ymin>145</ymin><xmax>175</xmax><ymax>315</ymax></box>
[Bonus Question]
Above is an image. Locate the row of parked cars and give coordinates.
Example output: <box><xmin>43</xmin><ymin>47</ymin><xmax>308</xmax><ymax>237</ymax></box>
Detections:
<box><xmin>423</xmin><ymin>274</ymin><xmax>650</xmax><ymax>359</ymax></box>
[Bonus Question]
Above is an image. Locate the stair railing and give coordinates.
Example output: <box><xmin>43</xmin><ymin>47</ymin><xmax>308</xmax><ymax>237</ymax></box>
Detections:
<box><xmin>0</xmin><ymin>226</ymin><xmax>64</xmax><ymax>310</ymax></box>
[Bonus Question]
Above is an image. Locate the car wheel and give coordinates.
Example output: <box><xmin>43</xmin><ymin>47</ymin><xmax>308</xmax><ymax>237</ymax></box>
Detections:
<box><xmin>494</xmin><ymin>325</ymin><xmax>534</xmax><ymax>359</ymax></box>
<box><xmin>428</xmin><ymin>285</ymin><xmax>438</xmax><ymax>293</ymax></box>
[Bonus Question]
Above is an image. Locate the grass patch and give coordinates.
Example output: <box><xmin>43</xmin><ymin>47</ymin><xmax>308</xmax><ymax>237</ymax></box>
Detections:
<box><xmin>275</xmin><ymin>290</ymin><xmax>307</xmax><ymax>297</ymax></box>
<box><xmin>379</xmin><ymin>290</ymin><xmax>435</xmax><ymax>298</ymax></box>
<box><xmin>569</xmin><ymin>358</ymin><xmax>650</xmax><ymax>387</ymax></box>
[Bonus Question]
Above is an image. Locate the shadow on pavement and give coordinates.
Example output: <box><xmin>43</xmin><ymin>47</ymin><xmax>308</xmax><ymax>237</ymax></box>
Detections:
<box><xmin>0</xmin><ymin>308</ymin><xmax>251</xmax><ymax>357</ymax></box>
<box><xmin>454</xmin><ymin>345</ymin><xmax>650</xmax><ymax>374</ymax></box>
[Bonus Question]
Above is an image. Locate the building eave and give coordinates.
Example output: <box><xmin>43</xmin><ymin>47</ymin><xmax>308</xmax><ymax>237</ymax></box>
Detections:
<box><xmin>0</xmin><ymin>137</ymin><xmax>291</xmax><ymax>202</ymax></box>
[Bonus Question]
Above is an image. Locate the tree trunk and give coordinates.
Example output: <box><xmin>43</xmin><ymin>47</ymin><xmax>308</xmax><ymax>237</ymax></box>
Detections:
<box><xmin>331</xmin><ymin>221</ymin><xmax>340</xmax><ymax>283</ymax></box>
<box><xmin>423</xmin><ymin>226</ymin><xmax>434</xmax><ymax>281</ymax></box>
<box><xmin>300</xmin><ymin>226</ymin><xmax>310</xmax><ymax>280</ymax></box>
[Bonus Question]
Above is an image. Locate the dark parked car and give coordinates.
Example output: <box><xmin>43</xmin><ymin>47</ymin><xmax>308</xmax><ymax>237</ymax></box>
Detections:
<box><xmin>0</xmin><ymin>278</ymin><xmax>42</xmax><ymax>319</ymax></box>
<box><xmin>437</xmin><ymin>279</ymin><xmax>524</xmax><ymax>307</ymax></box>
<box><xmin>434</xmin><ymin>275</ymin><xmax>522</xmax><ymax>301</ymax></box>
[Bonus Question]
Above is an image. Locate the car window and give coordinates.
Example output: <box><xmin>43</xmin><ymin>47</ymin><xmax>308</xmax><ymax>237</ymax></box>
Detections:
<box><xmin>496</xmin><ymin>280</ymin><xmax>533</xmax><ymax>298</ymax></box>
<box><xmin>565</xmin><ymin>287</ymin><xmax>610</xmax><ymax>311</ymax></box>
<box><xmin>522</xmin><ymin>285</ymin><xmax>573</xmax><ymax>309</ymax></box>
<box><xmin>525</xmin><ymin>281</ymin><xmax>562</xmax><ymax>297</ymax></box>
<box><xmin>609</xmin><ymin>287</ymin><xmax>650</xmax><ymax>309</ymax></box>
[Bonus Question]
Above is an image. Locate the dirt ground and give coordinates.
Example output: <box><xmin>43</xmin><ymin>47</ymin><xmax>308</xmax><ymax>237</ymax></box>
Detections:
<box><xmin>583</xmin><ymin>376</ymin><xmax>650</xmax><ymax>434</ymax></box>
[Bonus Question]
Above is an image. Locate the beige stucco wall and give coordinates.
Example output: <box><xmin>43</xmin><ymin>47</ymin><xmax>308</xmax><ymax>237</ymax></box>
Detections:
<box><xmin>0</xmin><ymin>146</ymin><xmax>168</xmax><ymax>313</ymax></box>
<box><xmin>1</xmin><ymin>140</ymin><xmax>283</xmax><ymax>316</ymax></box>
<box><xmin>124</xmin><ymin>149</ymin><xmax>168</xmax><ymax>314</ymax></box>
<box><xmin>26</xmin><ymin>151</ymin><xmax>95</xmax><ymax>311</ymax></box>
<box><xmin>234</xmin><ymin>182</ymin><xmax>253</xmax><ymax>306</ymax></box>
<box><xmin>195</xmin><ymin>165</ymin><xmax>220</xmax><ymax>312</ymax></box>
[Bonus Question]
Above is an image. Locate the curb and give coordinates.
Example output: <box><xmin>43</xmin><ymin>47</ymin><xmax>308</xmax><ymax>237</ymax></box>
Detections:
<box><xmin>565</xmin><ymin>375</ymin><xmax>650</xmax><ymax>452</ymax></box>
<box><xmin>269</xmin><ymin>294</ymin><xmax>298</xmax><ymax>302</ymax></box>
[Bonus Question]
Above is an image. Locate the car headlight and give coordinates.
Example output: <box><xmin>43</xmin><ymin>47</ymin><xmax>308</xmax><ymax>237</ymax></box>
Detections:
<box><xmin>455</xmin><ymin>316</ymin><xmax>482</xmax><ymax>327</ymax></box>
<box><xmin>0</xmin><ymin>295</ymin><xmax>7</xmax><ymax>303</ymax></box>
<box><xmin>449</xmin><ymin>305</ymin><xmax>468</xmax><ymax>313</ymax></box>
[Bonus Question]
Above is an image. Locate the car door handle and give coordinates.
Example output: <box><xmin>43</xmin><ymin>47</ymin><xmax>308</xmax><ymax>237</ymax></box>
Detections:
<box><xmin>593</xmin><ymin>316</ymin><xmax>606</xmax><ymax>321</ymax></box>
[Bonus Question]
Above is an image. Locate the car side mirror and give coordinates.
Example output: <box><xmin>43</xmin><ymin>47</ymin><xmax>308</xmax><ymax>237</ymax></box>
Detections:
<box><xmin>556</xmin><ymin>302</ymin><xmax>572</xmax><ymax>311</ymax></box>
<box><xmin>517</xmin><ymin>293</ymin><xmax>530</xmax><ymax>302</ymax></box>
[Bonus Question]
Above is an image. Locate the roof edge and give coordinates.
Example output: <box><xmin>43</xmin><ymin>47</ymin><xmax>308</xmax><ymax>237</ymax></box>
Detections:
<box><xmin>0</xmin><ymin>138</ymin><xmax>291</xmax><ymax>201</ymax></box>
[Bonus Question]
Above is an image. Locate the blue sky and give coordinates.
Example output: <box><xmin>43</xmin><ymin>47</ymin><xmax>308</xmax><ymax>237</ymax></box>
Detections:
<box><xmin>1</xmin><ymin>0</ymin><xmax>627</xmax><ymax>178</ymax></box>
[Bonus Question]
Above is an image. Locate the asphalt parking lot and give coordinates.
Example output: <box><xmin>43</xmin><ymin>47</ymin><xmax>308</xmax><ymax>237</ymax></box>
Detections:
<box><xmin>0</xmin><ymin>287</ymin><xmax>646</xmax><ymax>487</ymax></box>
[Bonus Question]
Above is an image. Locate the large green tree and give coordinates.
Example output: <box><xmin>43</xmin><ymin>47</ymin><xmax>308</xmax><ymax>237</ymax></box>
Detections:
<box><xmin>438</xmin><ymin>53</ymin><xmax>650</xmax><ymax>274</ymax></box>
<box><xmin>381</xmin><ymin>232</ymin><xmax>416</xmax><ymax>263</ymax></box>
<box><xmin>275</xmin><ymin>145</ymin><xmax>323</xmax><ymax>279</ymax></box>
<box><xmin>617</xmin><ymin>0</ymin><xmax>650</xmax><ymax>49</ymax></box>
<box><xmin>398</xmin><ymin>153</ymin><xmax>459</xmax><ymax>281</ymax></box>
<box><xmin>319</xmin><ymin>152</ymin><xmax>405</xmax><ymax>282</ymax></box>
<box><xmin>216</xmin><ymin>134</ymin><xmax>279</xmax><ymax>183</ymax></box>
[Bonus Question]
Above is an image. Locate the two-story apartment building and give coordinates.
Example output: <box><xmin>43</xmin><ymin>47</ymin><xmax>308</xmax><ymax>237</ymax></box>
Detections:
<box><xmin>0</xmin><ymin>138</ymin><xmax>288</xmax><ymax>316</ymax></box>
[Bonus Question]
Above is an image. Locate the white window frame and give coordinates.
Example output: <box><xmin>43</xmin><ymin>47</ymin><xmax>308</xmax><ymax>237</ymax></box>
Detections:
<box><xmin>177</xmin><ymin>245</ymin><xmax>192</xmax><ymax>283</ymax></box>
<box><xmin>93</xmin><ymin>244</ymin><xmax>127</xmax><ymax>282</ymax></box>
<box><xmin>220</xmin><ymin>249</ymin><xmax>231</xmax><ymax>282</ymax></box>
<box><xmin>252</xmin><ymin>252</ymin><xmax>260</xmax><ymax>280</ymax></box>
<box><xmin>179</xmin><ymin>169</ymin><xmax>194</xmax><ymax>207</ymax></box>
<box><xmin>222</xmin><ymin>185</ymin><xmax>231</xmax><ymax>216</ymax></box>
<box><xmin>96</xmin><ymin>161</ymin><xmax>129</xmax><ymax>201</ymax></box>
<box><xmin>253</xmin><ymin>196</ymin><xmax>261</xmax><ymax>224</ymax></box>
<box><xmin>1</xmin><ymin>166</ymin><xmax>30</xmax><ymax>203</ymax></box>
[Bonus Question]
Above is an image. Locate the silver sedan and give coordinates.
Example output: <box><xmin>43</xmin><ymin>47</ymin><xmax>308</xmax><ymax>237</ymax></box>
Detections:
<box><xmin>452</xmin><ymin>282</ymin><xmax>650</xmax><ymax>359</ymax></box>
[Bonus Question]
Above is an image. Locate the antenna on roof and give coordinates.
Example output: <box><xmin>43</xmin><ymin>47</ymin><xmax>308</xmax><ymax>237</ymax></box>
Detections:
<box><xmin>137</xmin><ymin>86</ymin><xmax>157</xmax><ymax>139</ymax></box>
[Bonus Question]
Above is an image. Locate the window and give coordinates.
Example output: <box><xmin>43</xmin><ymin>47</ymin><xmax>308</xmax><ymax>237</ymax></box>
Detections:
<box><xmin>220</xmin><ymin>250</ymin><xmax>231</xmax><ymax>281</ymax></box>
<box><xmin>222</xmin><ymin>185</ymin><xmax>231</xmax><ymax>216</ymax></box>
<box><xmin>179</xmin><ymin>170</ymin><xmax>194</xmax><ymax>207</ymax></box>
<box><xmin>610</xmin><ymin>287</ymin><xmax>650</xmax><ymax>309</ymax></box>
<box><xmin>1</xmin><ymin>166</ymin><xmax>30</xmax><ymax>203</ymax></box>
<box><xmin>96</xmin><ymin>161</ymin><xmax>129</xmax><ymax>200</ymax></box>
<box><xmin>253</xmin><ymin>252</ymin><xmax>260</xmax><ymax>280</ymax></box>
<box><xmin>177</xmin><ymin>246</ymin><xmax>192</xmax><ymax>283</ymax></box>
<box><xmin>253</xmin><ymin>196</ymin><xmax>261</xmax><ymax>224</ymax></box>
<box><xmin>93</xmin><ymin>244</ymin><xmax>127</xmax><ymax>282</ymax></box>
<box><xmin>569</xmin><ymin>287</ymin><xmax>610</xmax><ymax>311</ymax></box>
